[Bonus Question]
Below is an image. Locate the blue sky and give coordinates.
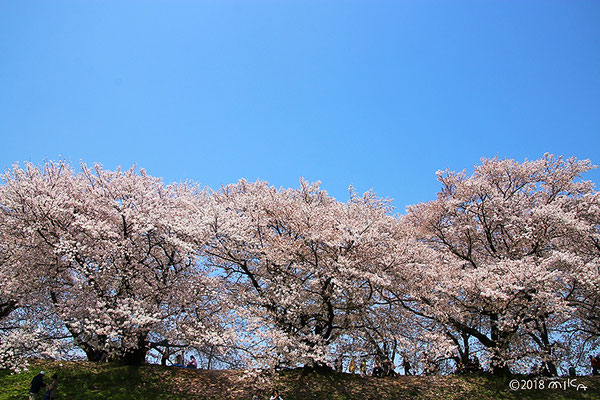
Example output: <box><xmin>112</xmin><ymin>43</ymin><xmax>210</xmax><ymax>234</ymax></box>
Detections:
<box><xmin>1</xmin><ymin>1</ymin><xmax>599</xmax><ymax>212</ymax></box>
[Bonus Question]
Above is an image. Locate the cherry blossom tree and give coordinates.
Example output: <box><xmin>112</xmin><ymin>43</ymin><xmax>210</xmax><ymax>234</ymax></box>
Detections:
<box><xmin>402</xmin><ymin>154</ymin><xmax>597</xmax><ymax>375</ymax></box>
<box><xmin>202</xmin><ymin>179</ymin><xmax>401</xmax><ymax>368</ymax></box>
<box><xmin>0</xmin><ymin>161</ymin><xmax>223</xmax><ymax>367</ymax></box>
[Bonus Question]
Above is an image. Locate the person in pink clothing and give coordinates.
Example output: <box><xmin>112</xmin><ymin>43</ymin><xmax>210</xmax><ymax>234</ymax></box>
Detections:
<box><xmin>186</xmin><ymin>355</ymin><xmax>197</xmax><ymax>369</ymax></box>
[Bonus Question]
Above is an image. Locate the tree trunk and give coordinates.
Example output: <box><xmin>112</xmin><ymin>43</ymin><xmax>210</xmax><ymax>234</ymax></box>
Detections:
<box><xmin>84</xmin><ymin>348</ymin><xmax>109</xmax><ymax>362</ymax></box>
<box><xmin>119</xmin><ymin>334</ymin><xmax>149</xmax><ymax>365</ymax></box>
<box><xmin>160</xmin><ymin>348</ymin><xmax>169</xmax><ymax>366</ymax></box>
<box><xmin>488</xmin><ymin>314</ymin><xmax>510</xmax><ymax>376</ymax></box>
<box><xmin>546</xmin><ymin>361</ymin><xmax>558</xmax><ymax>377</ymax></box>
<box><xmin>120</xmin><ymin>346</ymin><xmax>148</xmax><ymax>365</ymax></box>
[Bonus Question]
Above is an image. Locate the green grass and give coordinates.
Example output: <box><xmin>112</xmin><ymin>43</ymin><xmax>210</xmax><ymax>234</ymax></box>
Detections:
<box><xmin>2</xmin><ymin>360</ymin><xmax>599</xmax><ymax>400</ymax></box>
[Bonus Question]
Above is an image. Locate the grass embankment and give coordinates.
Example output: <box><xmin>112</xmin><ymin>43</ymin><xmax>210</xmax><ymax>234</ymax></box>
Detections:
<box><xmin>1</xmin><ymin>360</ymin><xmax>599</xmax><ymax>400</ymax></box>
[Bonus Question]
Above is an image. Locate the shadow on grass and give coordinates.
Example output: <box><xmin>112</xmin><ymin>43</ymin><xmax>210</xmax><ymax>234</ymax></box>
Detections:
<box><xmin>2</xmin><ymin>361</ymin><xmax>600</xmax><ymax>400</ymax></box>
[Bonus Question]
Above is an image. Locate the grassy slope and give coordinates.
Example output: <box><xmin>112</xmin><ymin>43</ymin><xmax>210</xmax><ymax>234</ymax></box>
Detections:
<box><xmin>1</xmin><ymin>360</ymin><xmax>599</xmax><ymax>400</ymax></box>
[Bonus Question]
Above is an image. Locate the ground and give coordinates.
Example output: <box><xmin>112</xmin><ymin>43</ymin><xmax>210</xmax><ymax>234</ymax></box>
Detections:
<box><xmin>1</xmin><ymin>360</ymin><xmax>599</xmax><ymax>400</ymax></box>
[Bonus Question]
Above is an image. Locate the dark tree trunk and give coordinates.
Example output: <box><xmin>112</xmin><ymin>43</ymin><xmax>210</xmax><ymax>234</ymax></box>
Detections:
<box><xmin>75</xmin><ymin>333</ymin><xmax>110</xmax><ymax>362</ymax></box>
<box><xmin>461</xmin><ymin>332</ymin><xmax>470</xmax><ymax>365</ymax></box>
<box><xmin>207</xmin><ymin>346</ymin><xmax>214</xmax><ymax>370</ymax></box>
<box><xmin>488</xmin><ymin>313</ymin><xmax>511</xmax><ymax>376</ymax></box>
<box><xmin>539</xmin><ymin>320</ymin><xmax>558</xmax><ymax>376</ymax></box>
<box><xmin>546</xmin><ymin>361</ymin><xmax>558</xmax><ymax>377</ymax></box>
<box><xmin>118</xmin><ymin>334</ymin><xmax>149</xmax><ymax>365</ymax></box>
<box><xmin>490</xmin><ymin>361</ymin><xmax>511</xmax><ymax>376</ymax></box>
<box><xmin>84</xmin><ymin>348</ymin><xmax>109</xmax><ymax>362</ymax></box>
<box><xmin>489</xmin><ymin>349</ymin><xmax>511</xmax><ymax>376</ymax></box>
<box><xmin>120</xmin><ymin>346</ymin><xmax>148</xmax><ymax>365</ymax></box>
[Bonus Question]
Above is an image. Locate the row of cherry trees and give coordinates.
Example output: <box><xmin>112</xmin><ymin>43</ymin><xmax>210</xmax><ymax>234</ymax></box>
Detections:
<box><xmin>1</xmin><ymin>155</ymin><xmax>598</xmax><ymax>374</ymax></box>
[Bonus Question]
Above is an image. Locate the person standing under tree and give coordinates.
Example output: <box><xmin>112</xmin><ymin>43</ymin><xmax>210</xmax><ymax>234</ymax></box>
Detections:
<box><xmin>28</xmin><ymin>371</ymin><xmax>46</xmax><ymax>400</ymax></box>
<box><xmin>43</xmin><ymin>374</ymin><xmax>58</xmax><ymax>400</ymax></box>
<box><xmin>373</xmin><ymin>359</ymin><xmax>385</xmax><ymax>377</ymax></box>
<box><xmin>349</xmin><ymin>358</ymin><xmax>356</xmax><ymax>374</ymax></box>
<box><xmin>269</xmin><ymin>389</ymin><xmax>284</xmax><ymax>400</ymax></box>
<box><xmin>402</xmin><ymin>357</ymin><xmax>412</xmax><ymax>375</ymax></box>
<box><xmin>334</xmin><ymin>356</ymin><xmax>342</xmax><ymax>372</ymax></box>
<box><xmin>360</xmin><ymin>358</ymin><xmax>367</xmax><ymax>376</ymax></box>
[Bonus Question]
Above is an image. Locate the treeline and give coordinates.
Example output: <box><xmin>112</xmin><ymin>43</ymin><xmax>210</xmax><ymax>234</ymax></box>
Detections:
<box><xmin>0</xmin><ymin>154</ymin><xmax>598</xmax><ymax>375</ymax></box>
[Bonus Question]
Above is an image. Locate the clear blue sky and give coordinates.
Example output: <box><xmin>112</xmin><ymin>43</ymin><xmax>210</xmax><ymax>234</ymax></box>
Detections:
<box><xmin>1</xmin><ymin>1</ymin><xmax>599</xmax><ymax>212</ymax></box>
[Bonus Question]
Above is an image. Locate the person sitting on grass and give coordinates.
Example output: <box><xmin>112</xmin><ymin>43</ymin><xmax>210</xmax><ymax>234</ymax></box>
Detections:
<box><xmin>465</xmin><ymin>357</ymin><xmax>480</xmax><ymax>373</ymax></box>
<box><xmin>591</xmin><ymin>354</ymin><xmax>600</xmax><ymax>376</ymax></box>
<box><xmin>372</xmin><ymin>359</ymin><xmax>383</xmax><ymax>377</ymax></box>
<box><xmin>454</xmin><ymin>361</ymin><xmax>464</xmax><ymax>374</ymax></box>
<box><xmin>172</xmin><ymin>354</ymin><xmax>184</xmax><ymax>367</ymax></box>
<box><xmin>28</xmin><ymin>371</ymin><xmax>46</xmax><ymax>400</ymax></box>
<box><xmin>186</xmin><ymin>355</ymin><xmax>197</xmax><ymax>369</ymax></box>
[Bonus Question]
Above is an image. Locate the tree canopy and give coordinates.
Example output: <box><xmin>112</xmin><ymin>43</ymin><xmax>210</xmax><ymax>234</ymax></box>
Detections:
<box><xmin>1</xmin><ymin>155</ymin><xmax>598</xmax><ymax>375</ymax></box>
